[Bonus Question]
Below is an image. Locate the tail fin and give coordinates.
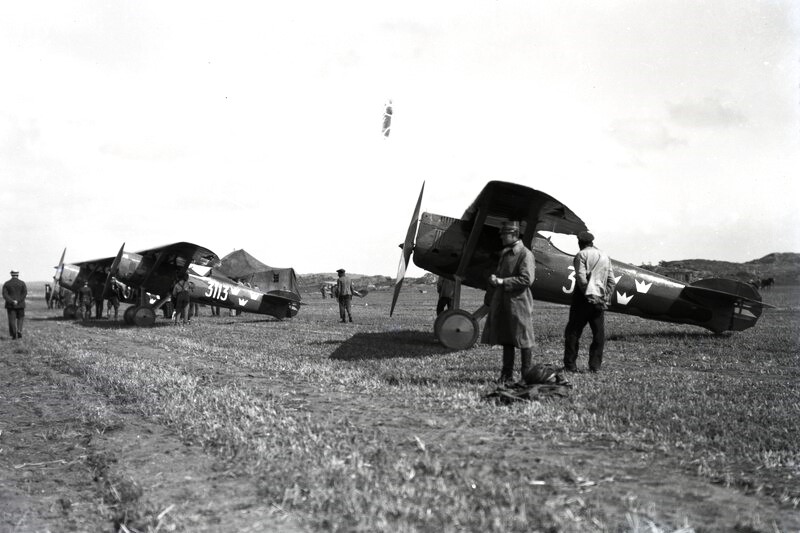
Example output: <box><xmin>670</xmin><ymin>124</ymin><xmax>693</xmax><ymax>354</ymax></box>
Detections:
<box><xmin>683</xmin><ymin>278</ymin><xmax>771</xmax><ymax>332</ymax></box>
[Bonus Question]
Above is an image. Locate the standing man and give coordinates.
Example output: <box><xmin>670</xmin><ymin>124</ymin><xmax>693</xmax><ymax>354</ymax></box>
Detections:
<box><xmin>564</xmin><ymin>231</ymin><xmax>617</xmax><ymax>373</ymax></box>
<box><xmin>436</xmin><ymin>276</ymin><xmax>455</xmax><ymax>316</ymax></box>
<box><xmin>482</xmin><ymin>221</ymin><xmax>536</xmax><ymax>385</ymax></box>
<box><xmin>45</xmin><ymin>283</ymin><xmax>53</xmax><ymax>309</ymax></box>
<box><xmin>106</xmin><ymin>278</ymin><xmax>122</xmax><ymax>320</ymax></box>
<box><xmin>172</xmin><ymin>273</ymin><xmax>192</xmax><ymax>325</ymax></box>
<box><xmin>78</xmin><ymin>281</ymin><xmax>93</xmax><ymax>320</ymax></box>
<box><xmin>3</xmin><ymin>270</ymin><xmax>27</xmax><ymax>339</ymax></box>
<box><xmin>335</xmin><ymin>268</ymin><xmax>359</xmax><ymax>323</ymax></box>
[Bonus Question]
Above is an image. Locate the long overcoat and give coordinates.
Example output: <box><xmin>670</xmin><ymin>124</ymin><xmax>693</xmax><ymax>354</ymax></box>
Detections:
<box><xmin>481</xmin><ymin>240</ymin><xmax>536</xmax><ymax>348</ymax></box>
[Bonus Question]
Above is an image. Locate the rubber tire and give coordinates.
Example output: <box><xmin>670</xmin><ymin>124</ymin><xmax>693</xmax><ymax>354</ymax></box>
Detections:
<box><xmin>434</xmin><ymin>309</ymin><xmax>480</xmax><ymax>350</ymax></box>
<box><xmin>133</xmin><ymin>306</ymin><xmax>156</xmax><ymax>327</ymax></box>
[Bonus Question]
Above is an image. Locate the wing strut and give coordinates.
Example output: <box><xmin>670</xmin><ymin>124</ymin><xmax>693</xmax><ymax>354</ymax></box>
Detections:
<box><xmin>451</xmin><ymin>188</ymin><xmax>493</xmax><ymax>309</ymax></box>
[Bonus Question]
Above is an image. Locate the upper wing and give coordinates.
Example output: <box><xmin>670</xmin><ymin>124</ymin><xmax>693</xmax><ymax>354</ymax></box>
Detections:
<box><xmin>119</xmin><ymin>242</ymin><xmax>220</xmax><ymax>296</ymax></box>
<box><xmin>462</xmin><ymin>180</ymin><xmax>588</xmax><ymax>237</ymax></box>
<box><xmin>135</xmin><ymin>242</ymin><xmax>220</xmax><ymax>268</ymax></box>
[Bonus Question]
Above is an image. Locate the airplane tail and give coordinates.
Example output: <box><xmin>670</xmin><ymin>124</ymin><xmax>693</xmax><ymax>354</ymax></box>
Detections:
<box><xmin>682</xmin><ymin>278</ymin><xmax>771</xmax><ymax>332</ymax></box>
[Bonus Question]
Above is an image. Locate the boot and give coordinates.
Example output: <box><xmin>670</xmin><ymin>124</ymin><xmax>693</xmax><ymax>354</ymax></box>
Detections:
<box><xmin>498</xmin><ymin>346</ymin><xmax>515</xmax><ymax>385</ymax></box>
<box><xmin>520</xmin><ymin>348</ymin><xmax>532</xmax><ymax>383</ymax></box>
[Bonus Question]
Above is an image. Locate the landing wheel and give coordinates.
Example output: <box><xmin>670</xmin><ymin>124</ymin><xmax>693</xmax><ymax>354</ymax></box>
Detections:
<box><xmin>63</xmin><ymin>304</ymin><xmax>77</xmax><ymax>319</ymax></box>
<box><xmin>133</xmin><ymin>306</ymin><xmax>156</xmax><ymax>327</ymax></box>
<box><xmin>123</xmin><ymin>305</ymin><xmax>138</xmax><ymax>325</ymax></box>
<box><xmin>434</xmin><ymin>309</ymin><xmax>480</xmax><ymax>350</ymax></box>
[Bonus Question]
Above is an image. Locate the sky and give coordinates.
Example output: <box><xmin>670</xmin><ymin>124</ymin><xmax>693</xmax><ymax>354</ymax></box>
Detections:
<box><xmin>1</xmin><ymin>1</ymin><xmax>799</xmax><ymax>282</ymax></box>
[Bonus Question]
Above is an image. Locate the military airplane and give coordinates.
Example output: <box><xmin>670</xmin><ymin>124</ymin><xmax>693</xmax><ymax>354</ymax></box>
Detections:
<box><xmin>54</xmin><ymin>242</ymin><xmax>302</xmax><ymax>326</ymax></box>
<box><xmin>391</xmin><ymin>181</ymin><xmax>770</xmax><ymax>350</ymax></box>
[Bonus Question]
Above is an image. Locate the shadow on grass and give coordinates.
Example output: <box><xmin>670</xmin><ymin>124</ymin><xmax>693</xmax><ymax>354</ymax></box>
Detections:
<box><xmin>608</xmin><ymin>330</ymin><xmax>729</xmax><ymax>341</ymax></box>
<box><xmin>330</xmin><ymin>330</ymin><xmax>447</xmax><ymax>360</ymax></box>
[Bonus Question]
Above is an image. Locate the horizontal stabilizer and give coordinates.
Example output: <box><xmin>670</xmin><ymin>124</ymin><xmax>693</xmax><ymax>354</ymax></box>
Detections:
<box><xmin>686</xmin><ymin>278</ymin><xmax>773</xmax><ymax>308</ymax></box>
<box><xmin>683</xmin><ymin>278</ymin><xmax>772</xmax><ymax>332</ymax></box>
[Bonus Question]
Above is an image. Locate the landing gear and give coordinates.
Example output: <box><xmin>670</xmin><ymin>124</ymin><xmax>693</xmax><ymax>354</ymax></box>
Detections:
<box><xmin>434</xmin><ymin>309</ymin><xmax>480</xmax><ymax>350</ymax></box>
<box><xmin>132</xmin><ymin>306</ymin><xmax>156</xmax><ymax>327</ymax></box>
<box><xmin>63</xmin><ymin>304</ymin><xmax>77</xmax><ymax>319</ymax></box>
<box><xmin>123</xmin><ymin>305</ymin><xmax>137</xmax><ymax>325</ymax></box>
<box><xmin>122</xmin><ymin>305</ymin><xmax>157</xmax><ymax>327</ymax></box>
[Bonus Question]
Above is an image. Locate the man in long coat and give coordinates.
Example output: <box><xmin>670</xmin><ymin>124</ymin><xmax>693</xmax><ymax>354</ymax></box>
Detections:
<box><xmin>481</xmin><ymin>221</ymin><xmax>536</xmax><ymax>384</ymax></box>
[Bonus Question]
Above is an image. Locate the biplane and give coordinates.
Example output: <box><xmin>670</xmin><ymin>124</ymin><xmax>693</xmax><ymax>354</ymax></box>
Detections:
<box><xmin>391</xmin><ymin>181</ymin><xmax>770</xmax><ymax>350</ymax></box>
<box><xmin>54</xmin><ymin>242</ymin><xmax>302</xmax><ymax>327</ymax></box>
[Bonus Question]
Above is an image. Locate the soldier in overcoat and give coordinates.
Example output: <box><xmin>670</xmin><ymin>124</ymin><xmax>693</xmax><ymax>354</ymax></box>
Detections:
<box><xmin>481</xmin><ymin>221</ymin><xmax>536</xmax><ymax>384</ymax></box>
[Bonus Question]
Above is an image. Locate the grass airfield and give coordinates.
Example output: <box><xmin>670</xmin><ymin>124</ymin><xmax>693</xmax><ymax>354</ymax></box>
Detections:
<box><xmin>0</xmin><ymin>285</ymin><xmax>798</xmax><ymax>532</ymax></box>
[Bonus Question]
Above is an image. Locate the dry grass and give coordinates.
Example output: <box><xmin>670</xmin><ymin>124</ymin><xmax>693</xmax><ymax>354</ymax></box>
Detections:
<box><xmin>7</xmin><ymin>285</ymin><xmax>799</xmax><ymax>532</ymax></box>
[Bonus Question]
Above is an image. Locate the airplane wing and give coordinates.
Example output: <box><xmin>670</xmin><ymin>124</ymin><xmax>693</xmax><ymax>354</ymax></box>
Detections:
<box><xmin>116</xmin><ymin>242</ymin><xmax>221</xmax><ymax>297</ymax></box>
<box><xmin>134</xmin><ymin>242</ymin><xmax>220</xmax><ymax>268</ymax></box>
<box><xmin>462</xmin><ymin>180</ymin><xmax>588</xmax><ymax>237</ymax></box>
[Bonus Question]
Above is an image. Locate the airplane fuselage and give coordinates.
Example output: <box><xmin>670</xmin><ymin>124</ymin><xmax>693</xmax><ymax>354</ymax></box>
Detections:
<box><xmin>414</xmin><ymin>212</ymin><xmax>759</xmax><ymax>332</ymax></box>
<box><xmin>115</xmin><ymin>252</ymin><xmax>299</xmax><ymax>319</ymax></box>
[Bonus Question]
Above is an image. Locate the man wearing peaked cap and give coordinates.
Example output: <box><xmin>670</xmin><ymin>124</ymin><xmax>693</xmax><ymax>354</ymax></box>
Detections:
<box><xmin>3</xmin><ymin>270</ymin><xmax>27</xmax><ymax>339</ymax></box>
<box><xmin>482</xmin><ymin>220</ymin><xmax>537</xmax><ymax>385</ymax></box>
<box><xmin>564</xmin><ymin>230</ymin><xmax>616</xmax><ymax>373</ymax></box>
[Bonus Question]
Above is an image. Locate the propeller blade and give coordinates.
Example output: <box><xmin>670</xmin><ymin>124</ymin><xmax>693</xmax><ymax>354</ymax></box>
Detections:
<box><xmin>53</xmin><ymin>248</ymin><xmax>66</xmax><ymax>289</ymax></box>
<box><xmin>390</xmin><ymin>182</ymin><xmax>424</xmax><ymax>316</ymax></box>
<box><xmin>102</xmin><ymin>243</ymin><xmax>125</xmax><ymax>298</ymax></box>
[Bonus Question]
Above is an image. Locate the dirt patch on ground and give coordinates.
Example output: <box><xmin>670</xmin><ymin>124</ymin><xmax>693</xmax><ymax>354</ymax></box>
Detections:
<box><xmin>0</xmin><ymin>335</ymin><xmax>304</xmax><ymax>532</ymax></box>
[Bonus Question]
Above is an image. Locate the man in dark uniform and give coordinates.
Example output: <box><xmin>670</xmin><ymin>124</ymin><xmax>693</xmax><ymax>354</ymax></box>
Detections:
<box><xmin>3</xmin><ymin>270</ymin><xmax>27</xmax><ymax>339</ymax></box>
<box><xmin>106</xmin><ymin>278</ymin><xmax>122</xmax><ymax>320</ymax></box>
<box><xmin>78</xmin><ymin>281</ymin><xmax>93</xmax><ymax>320</ymax></box>
<box><xmin>335</xmin><ymin>268</ymin><xmax>360</xmax><ymax>323</ymax></box>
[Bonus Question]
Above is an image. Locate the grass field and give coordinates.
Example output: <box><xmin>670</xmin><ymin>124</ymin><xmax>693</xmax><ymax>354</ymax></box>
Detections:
<box><xmin>1</xmin><ymin>285</ymin><xmax>798</xmax><ymax>532</ymax></box>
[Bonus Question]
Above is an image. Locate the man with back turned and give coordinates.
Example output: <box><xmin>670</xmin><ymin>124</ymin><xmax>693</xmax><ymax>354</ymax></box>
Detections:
<box><xmin>3</xmin><ymin>270</ymin><xmax>27</xmax><ymax>339</ymax></box>
<box><xmin>564</xmin><ymin>231</ymin><xmax>617</xmax><ymax>373</ymax></box>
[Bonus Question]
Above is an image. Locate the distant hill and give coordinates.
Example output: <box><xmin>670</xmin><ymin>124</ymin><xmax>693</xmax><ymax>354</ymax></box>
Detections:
<box><xmin>297</xmin><ymin>273</ymin><xmax>397</xmax><ymax>292</ymax></box>
<box><xmin>640</xmin><ymin>252</ymin><xmax>800</xmax><ymax>285</ymax></box>
<box><xmin>300</xmin><ymin>253</ymin><xmax>800</xmax><ymax>291</ymax></box>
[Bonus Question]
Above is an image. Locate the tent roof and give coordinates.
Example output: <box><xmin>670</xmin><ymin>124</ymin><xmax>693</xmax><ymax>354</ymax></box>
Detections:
<box><xmin>217</xmin><ymin>249</ymin><xmax>275</xmax><ymax>279</ymax></box>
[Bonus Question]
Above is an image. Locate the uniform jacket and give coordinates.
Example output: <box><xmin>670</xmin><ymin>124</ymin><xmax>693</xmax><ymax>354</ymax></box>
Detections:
<box><xmin>3</xmin><ymin>278</ymin><xmax>27</xmax><ymax>309</ymax></box>
<box><xmin>574</xmin><ymin>245</ymin><xmax>616</xmax><ymax>305</ymax></box>
<box><xmin>482</xmin><ymin>239</ymin><xmax>536</xmax><ymax>348</ymax></box>
<box><xmin>78</xmin><ymin>285</ymin><xmax>93</xmax><ymax>305</ymax></box>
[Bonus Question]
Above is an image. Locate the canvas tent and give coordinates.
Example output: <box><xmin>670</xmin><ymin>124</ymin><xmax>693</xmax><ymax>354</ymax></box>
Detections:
<box><xmin>215</xmin><ymin>249</ymin><xmax>301</xmax><ymax>301</ymax></box>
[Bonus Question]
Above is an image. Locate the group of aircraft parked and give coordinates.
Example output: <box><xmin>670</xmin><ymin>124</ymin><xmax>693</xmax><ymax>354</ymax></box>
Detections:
<box><xmin>53</xmin><ymin>181</ymin><xmax>770</xmax><ymax>348</ymax></box>
<box><xmin>54</xmin><ymin>243</ymin><xmax>301</xmax><ymax>327</ymax></box>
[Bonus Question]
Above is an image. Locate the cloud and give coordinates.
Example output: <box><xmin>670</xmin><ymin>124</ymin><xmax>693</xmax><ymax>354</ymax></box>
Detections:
<box><xmin>668</xmin><ymin>97</ymin><xmax>747</xmax><ymax>128</ymax></box>
<box><xmin>609</xmin><ymin>118</ymin><xmax>685</xmax><ymax>152</ymax></box>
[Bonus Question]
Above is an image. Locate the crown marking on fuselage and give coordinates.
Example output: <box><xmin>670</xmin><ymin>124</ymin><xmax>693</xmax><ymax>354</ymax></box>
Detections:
<box><xmin>616</xmin><ymin>292</ymin><xmax>634</xmax><ymax>305</ymax></box>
